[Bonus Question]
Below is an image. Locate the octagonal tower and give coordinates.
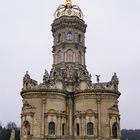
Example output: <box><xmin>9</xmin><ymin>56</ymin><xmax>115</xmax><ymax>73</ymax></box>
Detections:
<box><xmin>20</xmin><ymin>0</ymin><xmax>121</xmax><ymax>140</ymax></box>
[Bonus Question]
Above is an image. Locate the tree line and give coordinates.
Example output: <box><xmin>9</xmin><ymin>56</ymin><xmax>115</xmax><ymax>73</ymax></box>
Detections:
<box><xmin>121</xmin><ymin>129</ymin><xmax>140</xmax><ymax>140</ymax></box>
<box><xmin>0</xmin><ymin>122</ymin><xmax>140</xmax><ymax>140</ymax></box>
<box><xmin>0</xmin><ymin>122</ymin><xmax>20</xmax><ymax>140</ymax></box>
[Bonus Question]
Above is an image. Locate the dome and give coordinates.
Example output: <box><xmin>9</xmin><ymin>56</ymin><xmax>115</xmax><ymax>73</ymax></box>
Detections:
<box><xmin>54</xmin><ymin>0</ymin><xmax>84</xmax><ymax>20</ymax></box>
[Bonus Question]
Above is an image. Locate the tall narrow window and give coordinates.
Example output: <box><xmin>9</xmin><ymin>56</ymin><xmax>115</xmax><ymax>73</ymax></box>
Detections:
<box><xmin>58</xmin><ymin>33</ymin><xmax>61</xmax><ymax>42</ymax></box>
<box><xmin>66</xmin><ymin>49</ymin><xmax>73</xmax><ymax>62</ymax></box>
<box><xmin>57</xmin><ymin>50</ymin><xmax>63</xmax><ymax>63</ymax></box>
<box><xmin>78</xmin><ymin>51</ymin><xmax>82</xmax><ymax>64</ymax></box>
<box><xmin>67</xmin><ymin>32</ymin><xmax>72</xmax><ymax>40</ymax></box>
<box><xmin>62</xmin><ymin>123</ymin><xmax>65</xmax><ymax>136</ymax></box>
<box><xmin>87</xmin><ymin>122</ymin><xmax>93</xmax><ymax>135</ymax></box>
<box><xmin>112</xmin><ymin>123</ymin><xmax>118</xmax><ymax>138</ymax></box>
<box><xmin>78</xmin><ymin>34</ymin><xmax>81</xmax><ymax>42</ymax></box>
<box><xmin>76</xmin><ymin>123</ymin><xmax>80</xmax><ymax>136</ymax></box>
<box><xmin>49</xmin><ymin>122</ymin><xmax>55</xmax><ymax>135</ymax></box>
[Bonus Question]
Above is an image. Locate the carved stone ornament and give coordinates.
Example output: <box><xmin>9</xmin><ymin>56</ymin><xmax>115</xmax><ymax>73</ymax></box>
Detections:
<box><xmin>23</xmin><ymin>71</ymin><xmax>38</xmax><ymax>90</ymax></box>
<box><xmin>48</xmin><ymin>63</ymin><xmax>91</xmax><ymax>91</ymax></box>
<box><xmin>22</xmin><ymin>100</ymin><xmax>35</xmax><ymax>114</ymax></box>
<box><xmin>109</xmin><ymin>101</ymin><xmax>119</xmax><ymax>112</ymax></box>
<box><xmin>43</xmin><ymin>69</ymin><xmax>50</xmax><ymax>84</ymax></box>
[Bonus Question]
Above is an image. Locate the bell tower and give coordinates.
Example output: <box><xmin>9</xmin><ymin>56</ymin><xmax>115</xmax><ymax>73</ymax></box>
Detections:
<box><xmin>49</xmin><ymin>0</ymin><xmax>91</xmax><ymax>93</ymax></box>
<box><xmin>52</xmin><ymin>16</ymin><xmax>86</xmax><ymax>65</ymax></box>
<box><xmin>52</xmin><ymin>2</ymin><xmax>86</xmax><ymax>66</ymax></box>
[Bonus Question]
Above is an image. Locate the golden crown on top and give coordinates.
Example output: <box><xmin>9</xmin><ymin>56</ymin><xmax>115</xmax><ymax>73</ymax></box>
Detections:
<box><xmin>54</xmin><ymin>0</ymin><xmax>84</xmax><ymax>20</ymax></box>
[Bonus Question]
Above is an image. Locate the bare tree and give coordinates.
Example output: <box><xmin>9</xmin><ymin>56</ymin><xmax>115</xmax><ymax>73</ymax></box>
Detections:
<box><xmin>6</xmin><ymin>122</ymin><xmax>17</xmax><ymax>130</ymax></box>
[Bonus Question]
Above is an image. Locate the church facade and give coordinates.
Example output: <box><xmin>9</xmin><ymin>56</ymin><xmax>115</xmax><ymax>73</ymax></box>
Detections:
<box><xmin>20</xmin><ymin>0</ymin><xmax>121</xmax><ymax>140</ymax></box>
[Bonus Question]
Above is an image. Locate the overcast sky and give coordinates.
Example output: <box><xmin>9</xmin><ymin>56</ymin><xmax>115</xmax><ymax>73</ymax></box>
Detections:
<box><xmin>0</xmin><ymin>0</ymin><xmax>140</xmax><ymax>129</ymax></box>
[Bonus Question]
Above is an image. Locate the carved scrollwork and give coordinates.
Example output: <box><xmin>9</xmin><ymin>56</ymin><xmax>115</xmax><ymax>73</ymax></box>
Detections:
<box><xmin>49</xmin><ymin>63</ymin><xmax>91</xmax><ymax>91</ymax></box>
<box><xmin>22</xmin><ymin>101</ymin><xmax>35</xmax><ymax>118</ymax></box>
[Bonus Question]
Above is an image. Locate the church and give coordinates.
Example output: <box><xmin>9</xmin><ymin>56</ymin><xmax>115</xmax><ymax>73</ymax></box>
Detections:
<box><xmin>20</xmin><ymin>0</ymin><xmax>121</xmax><ymax>139</ymax></box>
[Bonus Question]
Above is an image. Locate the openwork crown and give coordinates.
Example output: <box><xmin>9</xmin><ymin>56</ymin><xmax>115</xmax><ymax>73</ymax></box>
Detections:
<box><xmin>54</xmin><ymin>0</ymin><xmax>84</xmax><ymax>20</ymax></box>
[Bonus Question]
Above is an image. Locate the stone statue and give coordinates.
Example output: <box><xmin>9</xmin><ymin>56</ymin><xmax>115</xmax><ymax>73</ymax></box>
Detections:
<box><xmin>23</xmin><ymin>71</ymin><xmax>38</xmax><ymax>90</ymax></box>
<box><xmin>23</xmin><ymin>71</ymin><xmax>30</xmax><ymax>82</ymax></box>
<box><xmin>111</xmin><ymin>73</ymin><xmax>119</xmax><ymax>83</ymax></box>
<box><xmin>111</xmin><ymin>73</ymin><xmax>119</xmax><ymax>91</ymax></box>
<box><xmin>96</xmin><ymin>75</ymin><xmax>101</xmax><ymax>83</ymax></box>
<box><xmin>43</xmin><ymin>69</ymin><xmax>50</xmax><ymax>84</ymax></box>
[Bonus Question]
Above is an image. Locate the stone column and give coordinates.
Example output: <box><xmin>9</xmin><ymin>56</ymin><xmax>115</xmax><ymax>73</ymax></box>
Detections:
<box><xmin>68</xmin><ymin>95</ymin><xmax>73</xmax><ymax>137</ymax></box>
<box><xmin>60</xmin><ymin>116</ymin><xmax>62</xmax><ymax>136</ymax></box>
<box><xmin>45</xmin><ymin>115</ymin><xmax>48</xmax><ymax>136</ymax></box>
<box><xmin>80</xmin><ymin>116</ymin><xmax>82</xmax><ymax>137</ymax></box>
<box><xmin>97</xmin><ymin>96</ymin><xmax>101</xmax><ymax>138</ymax></box>
<box><xmin>41</xmin><ymin>98</ymin><xmax>46</xmax><ymax>138</ymax></box>
<box><xmin>31</xmin><ymin>114</ymin><xmax>34</xmax><ymax>137</ymax></box>
<box><xmin>84</xmin><ymin>115</ymin><xmax>86</xmax><ymax>136</ymax></box>
<box><xmin>83</xmin><ymin>53</ymin><xmax>86</xmax><ymax>65</ymax></box>
<box><xmin>73</xmin><ymin>52</ymin><xmax>76</xmax><ymax>62</ymax></box>
<box><xmin>74</xmin><ymin>33</ymin><xmax>78</xmax><ymax>43</ymax></box>
<box><xmin>62</xmin><ymin>32</ymin><xmax>65</xmax><ymax>42</ymax></box>
<box><xmin>67</xmin><ymin>93</ymin><xmax>74</xmax><ymax>138</ymax></box>
<box><xmin>81</xmin><ymin>114</ymin><xmax>86</xmax><ymax>137</ymax></box>
<box><xmin>56</xmin><ymin>114</ymin><xmax>59</xmax><ymax>136</ymax></box>
<box><xmin>64</xmin><ymin>51</ymin><xmax>67</xmax><ymax>62</ymax></box>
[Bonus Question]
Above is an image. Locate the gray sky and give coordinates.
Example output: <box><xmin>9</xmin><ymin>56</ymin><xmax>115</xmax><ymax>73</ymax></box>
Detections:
<box><xmin>0</xmin><ymin>0</ymin><xmax>140</xmax><ymax>129</ymax></box>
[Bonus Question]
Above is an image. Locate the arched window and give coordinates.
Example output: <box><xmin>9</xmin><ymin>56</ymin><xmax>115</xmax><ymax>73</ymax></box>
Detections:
<box><xmin>87</xmin><ymin>122</ymin><xmax>93</xmax><ymax>135</ymax></box>
<box><xmin>76</xmin><ymin>123</ymin><xmax>80</xmax><ymax>136</ymax></box>
<box><xmin>62</xmin><ymin>123</ymin><xmax>65</xmax><ymax>136</ymax></box>
<box><xmin>58</xmin><ymin>33</ymin><xmax>61</xmax><ymax>42</ymax></box>
<box><xmin>78</xmin><ymin>34</ymin><xmax>81</xmax><ymax>42</ymax></box>
<box><xmin>23</xmin><ymin>121</ymin><xmax>30</xmax><ymax>136</ymax></box>
<box><xmin>57</xmin><ymin>50</ymin><xmax>63</xmax><ymax>63</ymax></box>
<box><xmin>112</xmin><ymin>123</ymin><xmax>118</xmax><ymax>138</ymax></box>
<box><xmin>67</xmin><ymin>32</ymin><xmax>72</xmax><ymax>41</ymax></box>
<box><xmin>78</xmin><ymin>51</ymin><xmax>82</xmax><ymax>64</ymax></box>
<box><xmin>66</xmin><ymin>49</ymin><xmax>73</xmax><ymax>62</ymax></box>
<box><xmin>49</xmin><ymin>122</ymin><xmax>55</xmax><ymax>135</ymax></box>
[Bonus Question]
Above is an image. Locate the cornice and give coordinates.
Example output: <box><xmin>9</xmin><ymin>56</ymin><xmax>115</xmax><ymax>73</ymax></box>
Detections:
<box><xmin>52</xmin><ymin>16</ymin><xmax>87</xmax><ymax>33</ymax></box>
<box><xmin>21</xmin><ymin>88</ymin><xmax>66</xmax><ymax>98</ymax></box>
<box><xmin>75</xmin><ymin>89</ymin><xmax>121</xmax><ymax>96</ymax></box>
<box><xmin>52</xmin><ymin>42</ymin><xmax>86</xmax><ymax>53</ymax></box>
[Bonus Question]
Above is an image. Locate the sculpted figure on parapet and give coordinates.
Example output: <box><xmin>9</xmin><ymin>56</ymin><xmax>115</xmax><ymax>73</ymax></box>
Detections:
<box><xmin>23</xmin><ymin>71</ymin><xmax>38</xmax><ymax>90</ymax></box>
<box><xmin>111</xmin><ymin>73</ymin><xmax>119</xmax><ymax>91</ymax></box>
<box><xmin>111</xmin><ymin>73</ymin><xmax>119</xmax><ymax>85</ymax></box>
<box><xmin>91</xmin><ymin>73</ymin><xmax>119</xmax><ymax>92</ymax></box>
<box><xmin>49</xmin><ymin>64</ymin><xmax>91</xmax><ymax>85</ymax></box>
<box><xmin>96</xmin><ymin>75</ymin><xmax>101</xmax><ymax>83</ymax></box>
<box><xmin>43</xmin><ymin>69</ymin><xmax>50</xmax><ymax>84</ymax></box>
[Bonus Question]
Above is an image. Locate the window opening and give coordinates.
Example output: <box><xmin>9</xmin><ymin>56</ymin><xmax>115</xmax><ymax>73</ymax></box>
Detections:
<box><xmin>58</xmin><ymin>33</ymin><xmax>61</xmax><ymax>42</ymax></box>
<box><xmin>49</xmin><ymin>122</ymin><xmax>55</xmax><ymax>135</ymax></box>
<box><xmin>87</xmin><ymin>122</ymin><xmax>93</xmax><ymax>135</ymax></box>
<box><xmin>112</xmin><ymin>123</ymin><xmax>118</xmax><ymax>138</ymax></box>
<box><xmin>57</xmin><ymin>50</ymin><xmax>63</xmax><ymax>63</ymax></box>
<box><xmin>67</xmin><ymin>32</ymin><xmax>72</xmax><ymax>40</ymax></box>
<box><xmin>62</xmin><ymin>123</ymin><xmax>65</xmax><ymax>136</ymax></box>
<box><xmin>66</xmin><ymin>49</ymin><xmax>73</xmax><ymax>62</ymax></box>
<box><xmin>76</xmin><ymin>123</ymin><xmax>80</xmax><ymax>136</ymax></box>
